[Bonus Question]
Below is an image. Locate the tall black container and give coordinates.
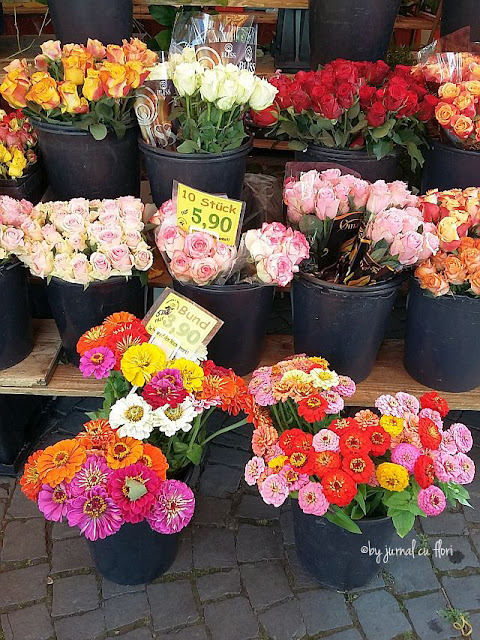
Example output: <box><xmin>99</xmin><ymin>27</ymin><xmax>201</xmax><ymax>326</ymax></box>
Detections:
<box><xmin>32</xmin><ymin>118</ymin><xmax>140</xmax><ymax>201</ymax></box>
<box><xmin>292</xmin><ymin>274</ymin><xmax>403</xmax><ymax>382</ymax></box>
<box><xmin>422</xmin><ymin>140</ymin><xmax>480</xmax><ymax>193</ymax></box>
<box><xmin>274</xmin><ymin>10</ymin><xmax>310</xmax><ymax>72</ymax></box>
<box><xmin>88</xmin><ymin>520</ymin><xmax>179</xmax><ymax>585</ymax></box>
<box><xmin>139</xmin><ymin>137</ymin><xmax>252</xmax><ymax>207</ymax></box>
<box><xmin>309</xmin><ymin>0</ymin><xmax>401</xmax><ymax>68</ymax></box>
<box><xmin>0</xmin><ymin>163</ymin><xmax>47</xmax><ymax>205</ymax></box>
<box><xmin>47</xmin><ymin>276</ymin><xmax>145</xmax><ymax>366</ymax></box>
<box><xmin>173</xmin><ymin>280</ymin><xmax>275</xmax><ymax>376</ymax></box>
<box><xmin>441</xmin><ymin>0</ymin><xmax>480</xmax><ymax>41</ymax></box>
<box><xmin>0</xmin><ymin>261</ymin><xmax>33</xmax><ymax>370</ymax></box>
<box><xmin>404</xmin><ymin>279</ymin><xmax>480</xmax><ymax>392</ymax></box>
<box><xmin>48</xmin><ymin>0</ymin><xmax>133</xmax><ymax>45</ymax></box>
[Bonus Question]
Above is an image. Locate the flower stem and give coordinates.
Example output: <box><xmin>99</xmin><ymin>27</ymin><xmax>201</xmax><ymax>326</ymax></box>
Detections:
<box><xmin>200</xmin><ymin>417</ymin><xmax>248</xmax><ymax>446</ymax></box>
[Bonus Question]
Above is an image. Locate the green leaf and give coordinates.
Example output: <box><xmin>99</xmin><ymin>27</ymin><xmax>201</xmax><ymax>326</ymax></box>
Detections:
<box><xmin>148</xmin><ymin>5</ymin><xmax>177</xmax><ymax>26</ymax></box>
<box><xmin>287</xmin><ymin>140</ymin><xmax>307</xmax><ymax>151</ymax></box>
<box><xmin>95</xmin><ymin>101</ymin><xmax>113</xmax><ymax>120</ymax></box>
<box><xmin>176</xmin><ymin>140</ymin><xmax>199</xmax><ymax>153</ymax></box>
<box><xmin>325</xmin><ymin>506</ymin><xmax>362</xmax><ymax>534</ymax></box>
<box><xmin>125</xmin><ymin>477</ymin><xmax>148</xmax><ymax>501</ymax></box>
<box><xmin>85</xmin><ymin>411</ymin><xmax>100</xmax><ymax>420</ymax></box>
<box><xmin>173</xmin><ymin>441</ymin><xmax>189</xmax><ymax>453</ymax></box>
<box><xmin>347</xmin><ymin>101</ymin><xmax>361</xmax><ymax>120</ymax></box>
<box><xmin>406</xmin><ymin>141</ymin><xmax>425</xmax><ymax>169</ymax></box>
<box><xmin>89</xmin><ymin>123</ymin><xmax>108</xmax><ymax>141</ymax></box>
<box><xmin>392</xmin><ymin>511</ymin><xmax>415</xmax><ymax>538</ymax></box>
<box><xmin>110</xmin><ymin>119</ymin><xmax>126</xmax><ymax>140</ymax></box>
<box><xmin>186</xmin><ymin>443</ymin><xmax>203</xmax><ymax>466</ymax></box>
<box><xmin>372</xmin><ymin>122</ymin><xmax>393</xmax><ymax>139</ymax></box>
<box><xmin>152</xmin><ymin>29</ymin><xmax>172</xmax><ymax>52</ymax></box>
<box><xmin>355</xmin><ymin>489</ymin><xmax>367</xmax><ymax>515</ymax></box>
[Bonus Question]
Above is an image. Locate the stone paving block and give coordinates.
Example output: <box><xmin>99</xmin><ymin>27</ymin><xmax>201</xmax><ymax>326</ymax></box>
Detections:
<box><xmin>430</xmin><ymin>535</ymin><xmax>479</xmax><ymax>571</ymax></box>
<box><xmin>7</xmin><ymin>485</ymin><xmax>41</xmax><ymax>518</ymax></box>
<box><xmin>471</xmin><ymin>528</ymin><xmax>480</xmax><ymax>556</ymax></box>
<box><xmin>53</xmin><ymin>397</ymin><xmax>80</xmax><ymax>416</ymax></box>
<box><xmin>235</xmin><ymin>494</ymin><xmax>280</xmax><ymax>521</ymax></box>
<box><xmin>75</xmin><ymin>397</ymin><xmax>102</xmax><ymax>413</ymax></box>
<box><xmin>236</xmin><ymin>524</ymin><xmax>284</xmax><ymax>563</ymax></box>
<box><xmin>198</xmin><ymin>464</ymin><xmax>242</xmax><ymax>498</ymax></box>
<box><xmin>298</xmin><ymin>589</ymin><xmax>351</xmax><ymax>635</ymax></box>
<box><xmin>214</xmin><ymin>431</ymin><xmax>252</xmax><ymax>451</ymax></box>
<box><xmin>192</xmin><ymin>496</ymin><xmax>231</xmax><ymax>527</ymax></box>
<box><xmin>164</xmin><ymin>531</ymin><xmax>193</xmax><ymax>575</ymax></box>
<box><xmin>387</xmin><ymin>553</ymin><xmax>440</xmax><ymax>594</ymax></box>
<box><xmin>54</xmin><ymin>609</ymin><xmax>106</xmax><ymax>640</ymax></box>
<box><xmin>52</xmin><ymin>536</ymin><xmax>94</xmax><ymax>573</ymax></box>
<box><xmin>325</xmin><ymin>630</ymin><xmax>363</xmax><ymax>640</ymax></box>
<box><xmin>52</xmin><ymin>520</ymin><xmax>81</xmax><ymax>541</ymax></box>
<box><xmin>52</xmin><ymin>573</ymin><xmax>99</xmax><ymax>617</ymax></box>
<box><xmin>285</xmin><ymin>545</ymin><xmax>319</xmax><ymax>590</ymax></box>
<box><xmin>193</xmin><ymin>527</ymin><xmax>236</xmax><ymax>569</ymax></box>
<box><xmin>258</xmin><ymin>599</ymin><xmax>307</xmax><ymax>640</ymax></box>
<box><xmin>353</xmin><ymin>590</ymin><xmax>411</xmax><ymax>639</ymax></box>
<box><xmin>404</xmin><ymin>591</ymin><xmax>460</xmax><ymax>640</ymax></box>
<box><xmin>0</xmin><ymin>477</ymin><xmax>14</xmax><ymax>499</ymax></box>
<box><xmin>102</xmin><ymin>578</ymin><xmax>145</xmax><ymax>599</ymax></box>
<box><xmin>57</xmin><ymin>409</ymin><xmax>88</xmax><ymax>435</ymax></box>
<box><xmin>148</xmin><ymin>580</ymin><xmax>199</xmax><ymax>632</ymax></box>
<box><xmin>156</xmin><ymin>625</ymin><xmax>208</xmax><ymax>640</ymax></box>
<box><xmin>204</xmin><ymin>596</ymin><xmax>258</xmax><ymax>640</ymax></box>
<box><xmin>103</xmin><ymin>591</ymin><xmax>150</xmax><ymax>631</ymax></box>
<box><xmin>240</xmin><ymin>561</ymin><xmax>293</xmax><ymax>610</ymax></box>
<box><xmin>1</xmin><ymin>518</ymin><xmax>47</xmax><ymax>562</ymax></box>
<box><xmin>280</xmin><ymin>510</ymin><xmax>295</xmax><ymax>545</ymax></box>
<box><xmin>441</xmin><ymin>574</ymin><xmax>480</xmax><ymax>610</ymax></box>
<box><xmin>1</xmin><ymin>603</ymin><xmax>53</xmax><ymax>640</ymax></box>
<box><xmin>208</xmin><ymin>445</ymin><xmax>251</xmax><ymax>469</ymax></box>
<box><xmin>0</xmin><ymin>563</ymin><xmax>50</xmax><ymax>608</ymax></box>
<box><xmin>196</xmin><ymin>569</ymin><xmax>241</xmax><ymax>602</ymax></box>
<box><xmin>464</xmin><ymin>496</ymin><xmax>480</xmax><ymax>523</ymax></box>
<box><xmin>0</xmin><ymin>499</ymin><xmax>6</xmax><ymax>521</ymax></box>
<box><xmin>421</xmin><ymin>511</ymin><xmax>470</xmax><ymax>535</ymax></box>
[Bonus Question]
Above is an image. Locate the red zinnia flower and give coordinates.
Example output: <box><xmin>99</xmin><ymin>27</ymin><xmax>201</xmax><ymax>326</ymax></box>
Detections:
<box><xmin>297</xmin><ymin>394</ymin><xmax>328</xmax><ymax>423</ymax></box>
<box><xmin>418</xmin><ymin>417</ymin><xmax>442</xmax><ymax>451</ymax></box>
<box><xmin>368</xmin><ymin>426</ymin><xmax>391</xmax><ymax>456</ymax></box>
<box><xmin>339</xmin><ymin>429</ymin><xmax>371</xmax><ymax>457</ymax></box>
<box><xmin>342</xmin><ymin>454</ymin><xmax>374</xmax><ymax>484</ymax></box>
<box><xmin>292</xmin><ymin>431</ymin><xmax>314</xmax><ymax>454</ymax></box>
<box><xmin>279</xmin><ymin>429</ymin><xmax>305</xmax><ymax>455</ymax></box>
<box><xmin>420</xmin><ymin>392</ymin><xmax>450</xmax><ymax>418</ymax></box>
<box><xmin>107</xmin><ymin>462</ymin><xmax>160</xmax><ymax>524</ymax></box>
<box><xmin>306</xmin><ymin>450</ymin><xmax>341</xmax><ymax>478</ymax></box>
<box><xmin>329</xmin><ymin>417</ymin><xmax>359</xmax><ymax>435</ymax></box>
<box><xmin>322</xmin><ymin>469</ymin><xmax>357</xmax><ymax>507</ymax></box>
<box><xmin>414</xmin><ymin>454</ymin><xmax>436</xmax><ymax>489</ymax></box>
<box><xmin>106</xmin><ymin>322</ymin><xmax>150</xmax><ymax>369</ymax></box>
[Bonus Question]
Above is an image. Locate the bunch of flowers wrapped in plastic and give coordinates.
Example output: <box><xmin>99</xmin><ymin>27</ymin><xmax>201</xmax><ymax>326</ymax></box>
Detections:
<box><xmin>20</xmin><ymin>423</ymin><xmax>194</xmax><ymax>541</ymax></box>
<box><xmin>0</xmin><ymin>195</ymin><xmax>34</xmax><ymax>261</ymax></box>
<box><xmin>77</xmin><ymin>312</ymin><xmax>251</xmax><ymax>473</ymax></box>
<box><xmin>412</xmin><ymin>51</ymin><xmax>480</xmax><ymax>87</ymax></box>
<box><xmin>13</xmin><ymin>196</ymin><xmax>153</xmax><ymax>283</ymax></box>
<box><xmin>283</xmin><ymin>167</ymin><xmax>438</xmax><ymax>285</ymax></box>
<box><xmin>245</xmin><ymin>361</ymin><xmax>475</xmax><ymax>537</ymax></box>
<box><xmin>0</xmin><ymin>110</ymin><xmax>37</xmax><ymax>179</ymax></box>
<box><xmin>434</xmin><ymin>81</ymin><xmax>480</xmax><ymax>148</ymax></box>
<box><xmin>0</xmin><ymin>38</ymin><xmax>158</xmax><ymax>140</ymax></box>
<box><xmin>155</xmin><ymin>200</ymin><xmax>309</xmax><ymax>287</ymax></box>
<box><xmin>415</xmin><ymin>187</ymin><xmax>480</xmax><ymax>297</ymax></box>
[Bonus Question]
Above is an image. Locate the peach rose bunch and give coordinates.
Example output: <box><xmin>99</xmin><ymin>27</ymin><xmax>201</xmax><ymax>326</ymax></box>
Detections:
<box><xmin>0</xmin><ymin>195</ymin><xmax>35</xmax><ymax>261</ymax></box>
<box><xmin>0</xmin><ymin>39</ymin><xmax>158</xmax><ymax>140</ymax></box>
<box><xmin>412</xmin><ymin>52</ymin><xmax>480</xmax><ymax>86</ymax></box>
<box><xmin>434</xmin><ymin>80</ymin><xmax>480</xmax><ymax>148</ymax></box>
<box><xmin>0</xmin><ymin>110</ymin><xmax>37</xmax><ymax>179</ymax></box>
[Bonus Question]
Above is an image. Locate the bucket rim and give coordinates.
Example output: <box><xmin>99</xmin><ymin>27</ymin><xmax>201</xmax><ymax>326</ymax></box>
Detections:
<box><xmin>47</xmin><ymin>274</ymin><xmax>140</xmax><ymax>288</ymax></box>
<box><xmin>296</xmin><ymin>271</ymin><xmax>406</xmax><ymax>294</ymax></box>
<box><xmin>174</xmin><ymin>279</ymin><xmax>270</xmax><ymax>294</ymax></box>
<box><xmin>138</xmin><ymin>134</ymin><xmax>253</xmax><ymax>161</ymax></box>
<box><xmin>304</xmin><ymin>143</ymin><xmax>399</xmax><ymax>161</ymax></box>
<box><xmin>30</xmin><ymin>115</ymin><xmax>138</xmax><ymax>137</ymax></box>
<box><xmin>427</xmin><ymin>138</ymin><xmax>480</xmax><ymax>157</ymax></box>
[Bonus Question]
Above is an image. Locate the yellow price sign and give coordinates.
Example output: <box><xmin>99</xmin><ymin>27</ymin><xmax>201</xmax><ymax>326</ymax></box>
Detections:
<box><xmin>144</xmin><ymin>289</ymin><xmax>223</xmax><ymax>358</ymax></box>
<box><xmin>175</xmin><ymin>181</ymin><xmax>245</xmax><ymax>246</ymax></box>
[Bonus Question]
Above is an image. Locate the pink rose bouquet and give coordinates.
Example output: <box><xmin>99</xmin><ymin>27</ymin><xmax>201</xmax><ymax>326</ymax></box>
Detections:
<box><xmin>0</xmin><ymin>195</ymin><xmax>34</xmax><ymax>261</ymax></box>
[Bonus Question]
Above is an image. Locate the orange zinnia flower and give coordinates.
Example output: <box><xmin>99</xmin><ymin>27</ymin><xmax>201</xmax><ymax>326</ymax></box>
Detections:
<box><xmin>76</xmin><ymin>419</ymin><xmax>115</xmax><ymax>452</ymax></box>
<box><xmin>36</xmin><ymin>440</ymin><xmax>87</xmax><ymax>487</ymax></box>
<box><xmin>242</xmin><ymin>395</ymin><xmax>273</xmax><ymax>430</ymax></box>
<box><xmin>103</xmin><ymin>311</ymin><xmax>138</xmax><ymax>330</ymax></box>
<box><xmin>20</xmin><ymin>450</ymin><xmax>43</xmax><ymax>501</ymax></box>
<box><xmin>138</xmin><ymin>443</ymin><xmax>168</xmax><ymax>480</ymax></box>
<box><xmin>76</xmin><ymin>325</ymin><xmax>109</xmax><ymax>356</ymax></box>
<box><xmin>105</xmin><ymin>435</ymin><xmax>143</xmax><ymax>469</ymax></box>
<box><xmin>252</xmin><ymin>424</ymin><xmax>278</xmax><ymax>457</ymax></box>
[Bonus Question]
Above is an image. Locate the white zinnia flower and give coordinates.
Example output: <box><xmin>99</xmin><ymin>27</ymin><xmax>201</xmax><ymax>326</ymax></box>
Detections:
<box><xmin>109</xmin><ymin>395</ymin><xmax>154</xmax><ymax>439</ymax></box>
<box><xmin>309</xmin><ymin>368</ymin><xmax>340</xmax><ymax>391</ymax></box>
<box><xmin>153</xmin><ymin>397</ymin><xmax>196</xmax><ymax>437</ymax></box>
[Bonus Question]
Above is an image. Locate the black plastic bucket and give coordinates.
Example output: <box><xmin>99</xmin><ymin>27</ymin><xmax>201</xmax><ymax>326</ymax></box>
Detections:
<box><xmin>0</xmin><ymin>261</ymin><xmax>33</xmax><ymax>370</ymax></box>
<box><xmin>309</xmin><ymin>0</ymin><xmax>401</xmax><ymax>67</ymax></box>
<box><xmin>441</xmin><ymin>0</ymin><xmax>480</xmax><ymax>41</ymax></box>
<box><xmin>48</xmin><ymin>0</ymin><xmax>133</xmax><ymax>45</ymax></box>
<box><xmin>295</xmin><ymin>145</ymin><xmax>399</xmax><ymax>183</ymax></box>
<box><xmin>46</xmin><ymin>276</ymin><xmax>145</xmax><ymax>366</ymax></box>
<box><xmin>173</xmin><ymin>280</ymin><xmax>275</xmax><ymax>376</ymax></box>
<box><xmin>32</xmin><ymin>118</ymin><xmax>140</xmax><ymax>201</ymax></box>
<box><xmin>292</xmin><ymin>274</ymin><xmax>403</xmax><ymax>382</ymax></box>
<box><xmin>139</xmin><ymin>137</ymin><xmax>252</xmax><ymax>207</ymax></box>
<box><xmin>88</xmin><ymin>520</ymin><xmax>179</xmax><ymax>585</ymax></box>
<box><xmin>292</xmin><ymin>499</ymin><xmax>395</xmax><ymax>590</ymax></box>
<box><xmin>422</xmin><ymin>140</ymin><xmax>480</xmax><ymax>193</ymax></box>
<box><xmin>404</xmin><ymin>279</ymin><xmax>480</xmax><ymax>392</ymax></box>
<box><xmin>0</xmin><ymin>163</ymin><xmax>47</xmax><ymax>205</ymax></box>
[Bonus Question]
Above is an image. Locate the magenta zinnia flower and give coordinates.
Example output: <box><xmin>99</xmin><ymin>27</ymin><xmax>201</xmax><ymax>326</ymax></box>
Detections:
<box><xmin>37</xmin><ymin>482</ymin><xmax>71</xmax><ymax>522</ymax></box>
<box><xmin>69</xmin><ymin>455</ymin><xmax>110</xmax><ymax>496</ymax></box>
<box><xmin>67</xmin><ymin>486</ymin><xmax>123</xmax><ymax>541</ymax></box>
<box><xmin>107</xmin><ymin>462</ymin><xmax>160</xmax><ymax>524</ymax></box>
<box><xmin>79</xmin><ymin>346</ymin><xmax>115</xmax><ymax>380</ymax></box>
<box><xmin>142</xmin><ymin>368</ymin><xmax>188</xmax><ymax>409</ymax></box>
<box><xmin>147</xmin><ymin>479</ymin><xmax>195</xmax><ymax>534</ymax></box>
<box><xmin>391</xmin><ymin>443</ymin><xmax>421</xmax><ymax>473</ymax></box>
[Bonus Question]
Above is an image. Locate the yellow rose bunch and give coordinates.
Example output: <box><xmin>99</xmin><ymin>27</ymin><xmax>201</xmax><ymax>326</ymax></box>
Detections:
<box><xmin>0</xmin><ymin>110</ymin><xmax>37</xmax><ymax>180</ymax></box>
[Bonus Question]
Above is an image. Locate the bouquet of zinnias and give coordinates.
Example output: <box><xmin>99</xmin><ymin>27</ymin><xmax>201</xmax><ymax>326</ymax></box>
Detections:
<box><xmin>15</xmin><ymin>196</ymin><xmax>153</xmax><ymax>284</ymax></box>
<box><xmin>0</xmin><ymin>110</ymin><xmax>37</xmax><ymax>179</ymax></box>
<box><xmin>245</xmin><ymin>362</ymin><xmax>475</xmax><ymax>537</ymax></box>
<box><xmin>0</xmin><ymin>195</ymin><xmax>35</xmax><ymax>261</ymax></box>
<box><xmin>20</xmin><ymin>423</ymin><xmax>194</xmax><ymax>541</ymax></box>
<box><xmin>77</xmin><ymin>312</ymin><xmax>251</xmax><ymax>473</ymax></box>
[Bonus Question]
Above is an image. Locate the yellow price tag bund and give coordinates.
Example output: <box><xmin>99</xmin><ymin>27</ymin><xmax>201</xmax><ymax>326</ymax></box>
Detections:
<box><xmin>174</xmin><ymin>181</ymin><xmax>245</xmax><ymax>246</ymax></box>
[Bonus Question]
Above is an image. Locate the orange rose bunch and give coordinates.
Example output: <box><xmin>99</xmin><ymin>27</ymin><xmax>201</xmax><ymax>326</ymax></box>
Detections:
<box><xmin>0</xmin><ymin>38</ymin><xmax>158</xmax><ymax>140</ymax></box>
<box><xmin>434</xmin><ymin>80</ymin><xmax>480</xmax><ymax>148</ymax></box>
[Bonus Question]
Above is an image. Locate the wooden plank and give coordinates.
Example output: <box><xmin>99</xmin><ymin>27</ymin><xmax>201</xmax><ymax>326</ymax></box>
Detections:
<box><xmin>253</xmin><ymin>139</ymin><xmax>290</xmax><ymax>151</ymax></box>
<box><xmin>0</xmin><ymin>319</ymin><xmax>61</xmax><ymax>388</ymax></box>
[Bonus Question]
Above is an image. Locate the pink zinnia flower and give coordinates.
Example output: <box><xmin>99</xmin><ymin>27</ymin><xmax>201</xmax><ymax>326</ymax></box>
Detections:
<box><xmin>259</xmin><ymin>473</ymin><xmax>289</xmax><ymax>507</ymax></box>
<box><xmin>439</xmin><ymin>428</ymin><xmax>458</xmax><ymax>455</ymax></box>
<box><xmin>450</xmin><ymin>423</ymin><xmax>473</xmax><ymax>453</ymax></box>
<box><xmin>395</xmin><ymin>392</ymin><xmax>420</xmax><ymax>416</ymax></box>
<box><xmin>312</xmin><ymin>429</ymin><xmax>340</xmax><ymax>452</ymax></box>
<box><xmin>332</xmin><ymin>375</ymin><xmax>356</xmax><ymax>398</ymax></box>
<box><xmin>37</xmin><ymin>482</ymin><xmax>71</xmax><ymax>522</ymax></box>
<box><xmin>67</xmin><ymin>486</ymin><xmax>124</xmax><ymax>541</ymax></box>
<box><xmin>375</xmin><ymin>394</ymin><xmax>404</xmax><ymax>418</ymax></box>
<box><xmin>321</xmin><ymin>390</ymin><xmax>344</xmax><ymax>415</ymax></box>
<box><xmin>367</xmin><ymin>471</ymin><xmax>380</xmax><ymax>487</ymax></box>
<box><xmin>280</xmin><ymin>465</ymin><xmax>309</xmax><ymax>491</ymax></box>
<box><xmin>298</xmin><ymin>481</ymin><xmax>330</xmax><ymax>516</ymax></box>
<box><xmin>69</xmin><ymin>455</ymin><xmax>110</xmax><ymax>496</ymax></box>
<box><xmin>434</xmin><ymin>452</ymin><xmax>460</xmax><ymax>482</ymax></box>
<box><xmin>107</xmin><ymin>463</ymin><xmax>160</xmax><ymax>524</ymax></box>
<box><xmin>79</xmin><ymin>346</ymin><xmax>115</xmax><ymax>380</ymax></box>
<box><xmin>418</xmin><ymin>485</ymin><xmax>446</xmax><ymax>516</ymax></box>
<box><xmin>264</xmin><ymin>443</ymin><xmax>284</xmax><ymax>462</ymax></box>
<box><xmin>142</xmin><ymin>369</ymin><xmax>187</xmax><ymax>410</ymax></box>
<box><xmin>391</xmin><ymin>443</ymin><xmax>421</xmax><ymax>473</ymax></box>
<box><xmin>244</xmin><ymin>456</ymin><xmax>266</xmax><ymax>486</ymax></box>
<box><xmin>419</xmin><ymin>408</ymin><xmax>443</xmax><ymax>430</ymax></box>
<box><xmin>455</xmin><ymin>453</ymin><xmax>475</xmax><ymax>485</ymax></box>
<box><xmin>147</xmin><ymin>479</ymin><xmax>195</xmax><ymax>534</ymax></box>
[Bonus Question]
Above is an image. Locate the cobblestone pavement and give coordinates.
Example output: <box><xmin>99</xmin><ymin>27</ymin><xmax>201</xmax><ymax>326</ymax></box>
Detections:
<box><xmin>0</xmin><ymin>398</ymin><xmax>479</xmax><ymax>640</ymax></box>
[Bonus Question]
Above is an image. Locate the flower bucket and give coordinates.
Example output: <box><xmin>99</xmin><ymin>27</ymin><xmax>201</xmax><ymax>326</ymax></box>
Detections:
<box><xmin>404</xmin><ymin>278</ymin><xmax>480</xmax><ymax>392</ymax></box>
<box><xmin>32</xmin><ymin>118</ymin><xmax>140</xmax><ymax>201</ymax></box>
<box><xmin>0</xmin><ymin>261</ymin><xmax>34</xmax><ymax>370</ymax></box>
<box><xmin>292</xmin><ymin>273</ymin><xmax>403</xmax><ymax>382</ymax></box>
<box><xmin>292</xmin><ymin>499</ymin><xmax>396</xmax><ymax>590</ymax></box>
<box><xmin>309</xmin><ymin>0</ymin><xmax>400</xmax><ymax>67</ymax></box>
<box><xmin>88</xmin><ymin>520</ymin><xmax>179</xmax><ymax>585</ymax></box>
<box><xmin>139</xmin><ymin>136</ymin><xmax>252</xmax><ymax>207</ymax></box>
<box><xmin>294</xmin><ymin>145</ymin><xmax>399</xmax><ymax>183</ymax></box>
<box><xmin>422</xmin><ymin>140</ymin><xmax>480</xmax><ymax>193</ymax></box>
<box><xmin>0</xmin><ymin>163</ymin><xmax>48</xmax><ymax>206</ymax></box>
<box><xmin>48</xmin><ymin>0</ymin><xmax>133</xmax><ymax>45</ymax></box>
<box><xmin>173</xmin><ymin>280</ymin><xmax>275</xmax><ymax>376</ymax></box>
<box><xmin>441</xmin><ymin>0</ymin><xmax>480</xmax><ymax>41</ymax></box>
<box><xmin>46</xmin><ymin>276</ymin><xmax>145</xmax><ymax>366</ymax></box>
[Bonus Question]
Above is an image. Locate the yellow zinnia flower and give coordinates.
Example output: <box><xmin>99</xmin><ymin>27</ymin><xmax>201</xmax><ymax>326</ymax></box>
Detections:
<box><xmin>379</xmin><ymin>415</ymin><xmax>404</xmax><ymax>437</ymax></box>
<box><xmin>268</xmin><ymin>455</ymin><xmax>288</xmax><ymax>472</ymax></box>
<box><xmin>171</xmin><ymin>358</ymin><xmax>204</xmax><ymax>393</ymax></box>
<box><xmin>376</xmin><ymin>462</ymin><xmax>409</xmax><ymax>492</ymax></box>
<box><xmin>121</xmin><ymin>343</ymin><xmax>166</xmax><ymax>387</ymax></box>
